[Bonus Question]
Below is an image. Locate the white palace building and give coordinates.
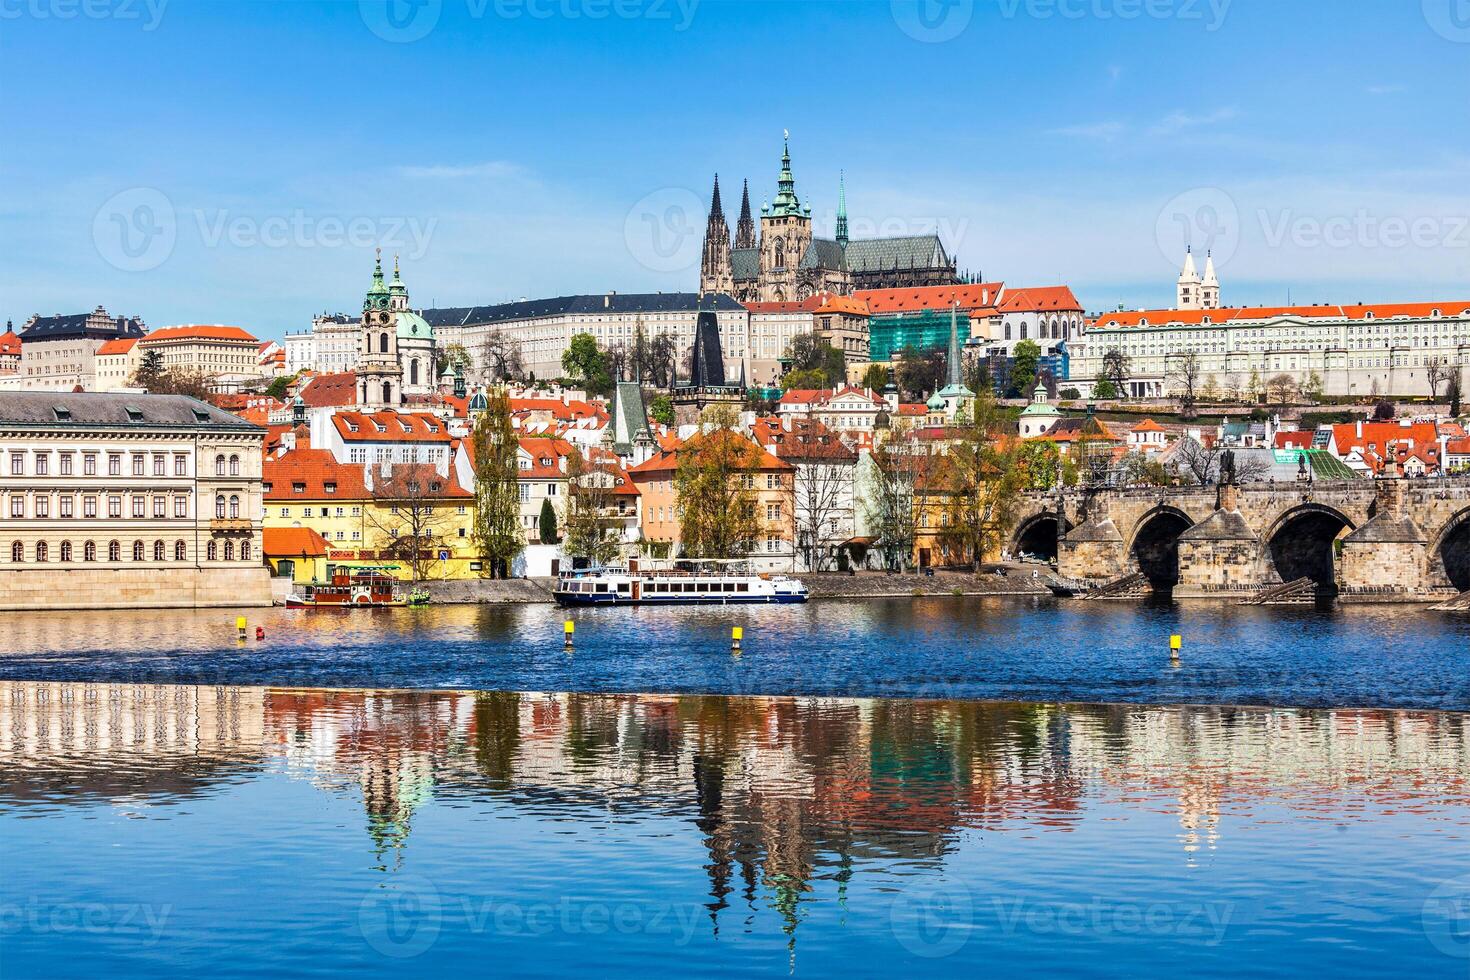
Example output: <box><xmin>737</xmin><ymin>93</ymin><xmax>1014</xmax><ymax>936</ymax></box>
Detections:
<box><xmin>1068</xmin><ymin>250</ymin><xmax>1469</xmax><ymax>399</ymax></box>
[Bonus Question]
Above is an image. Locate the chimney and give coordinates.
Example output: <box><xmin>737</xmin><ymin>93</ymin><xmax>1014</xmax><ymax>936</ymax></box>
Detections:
<box><xmin>1356</xmin><ymin>420</ymin><xmax>1363</xmax><ymax>439</ymax></box>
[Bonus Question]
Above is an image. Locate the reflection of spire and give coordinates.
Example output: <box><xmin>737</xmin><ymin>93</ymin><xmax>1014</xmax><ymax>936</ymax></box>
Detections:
<box><xmin>693</xmin><ymin>753</ymin><xmax>733</xmax><ymax>932</ymax></box>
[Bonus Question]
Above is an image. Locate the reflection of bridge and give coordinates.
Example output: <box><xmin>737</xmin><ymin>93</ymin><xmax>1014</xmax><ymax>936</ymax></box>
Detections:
<box><xmin>1012</xmin><ymin>475</ymin><xmax>1470</xmax><ymax>601</ymax></box>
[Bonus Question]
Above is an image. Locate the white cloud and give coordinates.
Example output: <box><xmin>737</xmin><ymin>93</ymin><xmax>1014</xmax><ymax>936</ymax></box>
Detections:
<box><xmin>1149</xmin><ymin>107</ymin><xmax>1241</xmax><ymax>136</ymax></box>
<box><xmin>394</xmin><ymin>161</ymin><xmax>526</xmax><ymax>180</ymax></box>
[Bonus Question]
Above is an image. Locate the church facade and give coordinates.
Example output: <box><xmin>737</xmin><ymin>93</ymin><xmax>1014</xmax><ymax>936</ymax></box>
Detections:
<box><xmin>699</xmin><ymin>138</ymin><xmax>963</xmax><ymax>303</ymax></box>
<box><xmin>356</xmin><ymin>252</ymin><xmax>437</xmax><ymax>410</ymax></box>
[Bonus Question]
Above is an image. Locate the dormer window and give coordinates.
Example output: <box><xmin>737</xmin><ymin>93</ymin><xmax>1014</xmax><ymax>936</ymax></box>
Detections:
<box><xmin>373</xmin><ymin>421</ymin><xmax>387</xmax><ymax>432</ymax></box>
<box><xmin>346</xmin><ymin>421</ymin><xmax>359</xmax><ymax>432</ymax></box>
<box><xmin>324</xmin><ymin>482</ymin><xmax>337</xmax><ymax>493</ymax></box>
<box><xmin>292</xmin><ymin>482</ymin><xmax>305</xmax><ymax>493</ymax></box>
<box><xmin>124</xmin><ymin>405</ymin><xmax>144</xmax><ymax>422</ymax></box>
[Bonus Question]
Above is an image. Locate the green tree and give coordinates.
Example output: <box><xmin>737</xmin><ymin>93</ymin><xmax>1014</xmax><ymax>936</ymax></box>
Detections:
<box><xmin>935</xmin><ymin>391</ymin><xmax>1024</xmax><ymax>569</ymax></box>
<box><xmin>1092</xmin><ymin>374</ymin><xmax>1119</xmax><ymax>400</ymax></box>
<box><xmin>1009</xmin><ymin>340</ymin><xmax>1042</xmax><ymax>397</ymax></box>
<box><xmin>562</xmin><ymin>448</ymin><xmax>622</xmax><ymax>566</ymax></box>
<box><xmin>264</xmin><ymin>373</ymin><xmax>297</xmax><ymax>401</ymax></box>
<box><xmin>1015</xmin><ymin>440</ymin><xmax>1064</xmax><ymax>489</ymax></box>
<box><xmin>470</xmin><ymin>388</ymin><xmax>524</xmax><ymax>578</ymax></box>
<box><xmin>896</xmin><ymin>344</ymin><xmax>945</xmax><ymax>400</ymax></box>
<box><xmin>1245</xmin><ymin>368</ymin><xmax>1263</xmax><ymax>404</ymax></box>
<box><xmin>538</xmin><ymin>497</ymin><xmax>559</xmax><ymax>545</ymax></box>
<box><xmin>781</xmin><ymin>367</ymin><xmax>829</xmax><ymax>391</ymax></box>
<box><xmin>860</xmin><ymin>363</ymin><xmax>890</xmax><ymax>391</ymax></box>
<box><xmin>674</xmin><ymin>405</ymin><xmax>761</xmax><ymax>559</ymax></box>
<box><xmin>1448</xmin><ymin>373</ymin><xmax>1463</xmax><ymax>417</ymax></box>
<box><xmin>562</xmin><ymin>332</ymin><xmax>612</xmax><ymax>394</ymax></box>
<box><xmin>130</xmin><ymin>349</ymin><xmax>166</xmax><ymax>391</ymax></box>
<box><xmin>648</xmin><ymin>394</ymin><xmax>674</xmax><ymax>427</ymax></box>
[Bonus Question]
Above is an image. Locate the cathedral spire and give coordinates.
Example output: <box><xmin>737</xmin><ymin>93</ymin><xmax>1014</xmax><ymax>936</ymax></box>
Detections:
<box><xmin>947</xmin><ymin>301</ymin><xmax>963</xmax><ymax>388</ymax></box>
<box><xmin>835</xmin><ymin>170</ymin><xmax>849</xmax><ymax>247</ymax></box>
<box><xmin>735</xmin><ymin>179</ymin><xmax>756</xmax><ymax>249</ymax></box>
<box><xmin>710</xmin><ymin>173</ymin><xmax>725</xmax><ymax>222</ymax></box>
<box><xmin>699</xmin><ymin>174</ymin><xmax>734</xmax><ymax>296</ymax></box>
<box><xmin>769</xmin><ymin>131</ymin><xmax>805</xmax><ymax>218</ymax></box>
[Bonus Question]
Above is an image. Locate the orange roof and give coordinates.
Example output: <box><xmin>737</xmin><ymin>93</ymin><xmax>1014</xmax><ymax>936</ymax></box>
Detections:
<box><xmin>264</xmin><ymin>448</ymin><xmax>369</xmax><ymax>499</ymax></box>
<box><xmin>896</xmin><ymin>403</ymin><xmax>928</xmax><ymax>416</ymax></box>
<box><xmin>751</xmin><ymin>416</ymin><xmax>858</xmax><ymax>461</ymax></box>
<box><xmin>298</xmin><ymin>372</ymin><xmax>357</xmax><ymax>408</ymax></box>
<box><xmin>1131</xmin><ymin>419</ymin><xmax>1166</xmax><ymax>432</ymax></box>
<box><xmin>95</xmin><ymin>337</ymin><xmax>138</xmax><ymax>356</ymax></box>
<box><xmin>855</xmin><ymin>282</ymin><xmax>1005</xmax><ymax>315</ymax></box>
<box><xmin>627</xmin><ymin>430</ymin><xmax>793</xmax><ymax>476</ymax></box>
<box><xmin>778</xmin><ymin>389</ymin><xmax>828</xmax><ymax>405</ymax></box>
<box><xmin>1093</xmin><ymin>301</ymin><xmax>1470</xmax><ymax>329</ymax></box>
<box><xmin>1331</xmin><ymin>420</ymin><xmax>1439</xmax><ymax>456</ymax></box>
<box><xmin>262</xmin><ymin>526</ymin><xmax>331</xmax><ymax>558</ymax></box>
<box><xmin>518</xmin><ymin>436</ymin><xmax>576</xmax><ymax>479</ymax></box>
<box><xmin>332</xmin><ymin>411</ymin><xmax>451</xmax><ymax>442</ymax></box>
<box><xmin>744</xmin><ymin>291</ymin><xmax>869</xmax><ymax>316</ymax></box>
<box><xmin>996</xmin><ymin>285</ymin><xmax>1082</xmax><ymax>314</ymax></box>
<box><xmin>140</xmin><ymin>324</ymin><xmax>259</xmax><ymax>343</ymax></box>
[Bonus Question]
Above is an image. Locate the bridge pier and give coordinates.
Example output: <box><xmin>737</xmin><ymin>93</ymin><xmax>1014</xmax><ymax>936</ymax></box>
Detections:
<box><xmin>1338</xmin><ymin>473</ymin><xmax>1433</xmax><ymax>601</ymax></box>
<box><xmin>1056</xmin><ymin>497</ymin><xmax>1128</xmax><ymax>584</ymax></box>
<box><xmin>1174</xmin><ymin>481</ymin><xmax>1264</xmax><ymax>599</ymax></box>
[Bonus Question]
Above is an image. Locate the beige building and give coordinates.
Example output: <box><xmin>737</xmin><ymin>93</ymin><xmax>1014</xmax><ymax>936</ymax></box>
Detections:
<box><xmin>94</xmin><ymin>337</ymin><xmax>141</xmax><ymax>391</ymax></box>
<box><xmin>11</xmin><ymin>306</ymin><xmax>146</xmax><ymax>391</ymax></box>
<box><xmin>0</xmin><ymin>392</ymin><xmax>271</xmax><ymax>609</ymax></box>
<box><xmin>136</xmin><ymin>325</ymin><xmax>262</xmax><ymax>389</ymax></box>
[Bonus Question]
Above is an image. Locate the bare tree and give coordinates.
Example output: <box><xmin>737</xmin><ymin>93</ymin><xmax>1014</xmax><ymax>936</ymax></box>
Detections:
<box><xmin>783</xmin><ymin>430</ymin><xmax>857</xmax><ymax>572</ymax></box>
<box><xmin>562</xmin><ymin>448</ymin><xmax>624</xmax><ymax>566</ymax></box>
<box><xmin>1267</xmin><ymin>373</ymin><xmax>1298</xmax><ymax>406</ymax></box>
<box><xmin>1426</xmin><ymin>356</ymin><xmax>1449</xmax><ymax>402</ymax></box>
<box><xmin>364</xmin><ymin>463</ymin><xmax>455</xmax><ymax>584</ymax></box>
<box><xmin>479</xmin><ymin>330</ymin><xmax>525</xmax><ymax>383</ymax></box>
<box><xmin>604</xmin><ymin>342</ymin><xmax>631</xmax><ymax>384</ymax></box>
<box><xmin>1169</xmin><ymin>437</ymin><xmax>1270</xmax><ymax>486</ymax></box>
<box><xmin>1167</xmin><ymin>350</ymin><xmax>1202</xmax><ymax>418</ymax></box>
<box><xmin>1103</xmin><ymin>348</ymin><xmax>1131</xmax><ymax>397</ymax></box>
<box><xmin>1223</xmin><ymin>372</ymin><xmax>1242</xmax><ymax>403</ymax></box>
<box><xmin>865</xmin><ymin>422</ymin><xmax>925</xmax><ymax>571</ymax></box>
<box><xmin>640</xmin><ymin>332</ymin><xmax>678</xmax><ymax>389</ymax></box>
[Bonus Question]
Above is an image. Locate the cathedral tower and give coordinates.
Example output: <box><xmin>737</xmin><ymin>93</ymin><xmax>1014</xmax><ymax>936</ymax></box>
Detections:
<box><xmin>357</xmin><ymin>249</ymin><xmax>404</xmax><ymax>410</ymax></box>
<box><xmin>758</xmin><ymin>134</ymin><xmax>813</xmax><ymax>302</ymax></box>
<box><xmin>1200</xmin><ymin>250</ymin><xmax>1220</xmax><ymax>309</ymax></box>
<box><xmin>699</xmin><ymin>174</ymin><xmax>734</xmax><ymax>296</ymax></box>
<box><xmin>835</xmin><ymin>171</ymin><xmax>849</xmax><ymax>248</ymax></box>
<box><xmin>734</xmin><ymin>179</ymin><xmax>756</xmax><ymax>250</ymax></box>
<box><xmin>1176</xmin><ymin>247</ymin><xmax>1203</xmax><ymax>310</ymax></box>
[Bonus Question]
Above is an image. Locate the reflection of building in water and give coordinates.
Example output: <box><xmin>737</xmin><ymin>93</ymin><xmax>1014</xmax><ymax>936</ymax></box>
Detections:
<box><xmin>4</xmin><ymin>682</ymin><xmax>1469</xmax><ymax>937</ymax></box>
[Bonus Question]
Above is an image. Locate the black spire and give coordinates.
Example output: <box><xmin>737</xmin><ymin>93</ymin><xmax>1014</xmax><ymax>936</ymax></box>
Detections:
<box><xmin>709</xmin><ymin>174</ymin><xmax>725</xmax><ymax>223</ymax></box>
<box><xmin>734</xmin><ymin>179</ymin><xmax>756</xmax><ymax>249</ymax></box>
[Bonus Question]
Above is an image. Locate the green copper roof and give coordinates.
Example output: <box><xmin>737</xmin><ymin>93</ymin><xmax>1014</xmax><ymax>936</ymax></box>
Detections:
<box><xmin>767</xmin><ymin>136</ymin><xmax>808</xmax><ymax>218</ymax></box>
<box><xmin>389</xmin><ymin>254</ymin><xmax>407</xmax><ymax>297</ymax></box>
<box><xmin>395</xmin><ymin>309</ymin><xmax>432</xmax><ymax>340</ymax></box>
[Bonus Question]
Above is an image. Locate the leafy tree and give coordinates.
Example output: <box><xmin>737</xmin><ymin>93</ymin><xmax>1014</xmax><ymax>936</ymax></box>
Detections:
<box><xmin>1015</xmin><ymin>440</ymin><xmax>1064</xmax><ymax>490</ymax></box>
<box><xmin>1245</xmin><ymin>368</ymin><xmax>1263</xmax><ymax>404</ymax></box>
<box><xmin>1009</xmin><ymin>340</ymin><xmax>1042</xmax><ymax>397</ymax></box>
<box><xmin>1116</xmin><ymin>451</ymin><xmax>1171</xmax><ymax>487</ymax></box>
<box><xmin>470</xmin><ymin>388</ymin><xmax>524</xmax><ymax>578</ymax></box>
<box><xmin>265</xmin><ymin>373</ymin><xmax>297</xmax><ymax>400</ymax></box>
<box><xmin>538</xmin><ymin>497</ymin><xmax>559</xmax><ymax>545</ymax></box>
<box><xmin>781</xmin><ymin>367</ymin><xmax>829</xmax><ymax>391</ymax></box>
<box><xmin>1373</xmin><ymin>399</ymin><xmax>1395</xmax><ymax>421</ymax></box>
<box><xmin>562</xmin><ymin>332</ymin><xmax>611</xmax><ymax>394</ymax></box>
<box><xmin>896</xmin><ymin>344</ymin><xmax>945</xmax><ymax>400</ymax></box>
<box><xmin>860</xmin><ymin>363</ymin><xmax>890</xmax><ymax>391</ymax></box>
<box><xmin>1448</xmin><ymin>372</ymin><xmax>1463</xmax><ymax>417</ymax></box>
<box><xmin>934</xmin><ymin>391</ymin><xmax>1024</xmax><ymax>570</ymax></box>
<box><xmin>785</xmin><ymin>332</ymin><xmax>845</xmax><ymax>387</ymax></box>
<box><xmin>1058</xmin><ymin>387</ymin><xmax>1080</xmax><ymax>400</ymax></box>
<box><xmin>1092</xmin><ymin>375</ymin><xmax>1118</xmax><ymax>400</ymax></box>
<box><xmin>1301</xmin><ymin>371</ymin><xmax>1324</xmax><ymax>402</ymax></box>
<box><xmin>648</xmin><ymin>394</ymin><xmax>674</xmax><ymax>427</ymax></box>
<box><xmin>674</xmin><ymin>405</ymin><xmax>762</xmax><ymax>559</ymax></box>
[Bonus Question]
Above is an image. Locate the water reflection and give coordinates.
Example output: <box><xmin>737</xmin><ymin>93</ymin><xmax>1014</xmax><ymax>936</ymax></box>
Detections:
<box><xmin>4</xmin><ymin>681</ymin><xmax>1468</xmax><ymax>926</ymax></box>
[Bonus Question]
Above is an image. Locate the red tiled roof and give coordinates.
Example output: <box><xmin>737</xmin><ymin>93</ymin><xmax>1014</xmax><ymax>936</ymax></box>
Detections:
<box><xmin>779</xmin><ymin>389</ymin><xmax>827</xmax><ymax>405</ymax></box>
<box><xmin>855</xmin><ymin>282</ymin><xmax>1005</xmax><ymax>315</ymax></box>
<box><xmin>745</xmin><ymin>291</ymin><xmax>870</xmax><ymax>316</ymax></box>
<box><xmin>298</xmin><ymin>372</ymin><xmax>358</xmax><ymax>408</ymax></box>
<box><xmin>1275</xmin><ymin>431</ymin><xmax>1314</xmax><ymax>450</ymax></box>
<box><xmin>264</xmin><ymin>448</ymin><xmax>369</xmax><ymax>499</ymax></box>
<box><xmin>627</xmin><ymin>430</ymin><xmax>793</xmax><ymax>476</ymax></box>
<box><xmin>262</xmin><ymin>526</ymin><xmax>331</xmax><ymax>558</ymax></box>
<box><xmin>1130</xmin><ymin>419</ymin><xmax>1166</xmax><ymax>432</ymax></box>
<box><xmin>996</xmin><ymin>285</ymin><xmax>1082</xmax><ymax>314</ymax></box>
<box><xmin>751</xmin><ymin>416</ymin><xmax>858</xmax><ymax>461</ymax></box>
<box><xmin>1093</xmin><ymin>301</ymin><xmax>1470</xmax><ymax>329</ymax></box>
<box><xmin>896</xmin><ymin>403</ymin><xmax>928</xmax><ymax>416</ymax></box>
<box><xmin>332</xmin><ymin>411</ymin><xmax>451</xmax><ymax>442</ymax></box>
<box><xmin>95</xmin><ymin>337</ymin><xmax>138</xmax><ymax>356</ymax></box>
<box><xmin>1331</xmin><ymin>421</ymin><xmax>1439</xmax><ymax>456</ymax></box>
<box><xmin>510</xmin><ymin>397</ymin><xmax>607</xmax><ymax>424</ymax></box>
<box><xmin>518</xmin><ymin>436</ymin><xmax>575</xmax><ymax>479</ymax></box>
<box><xmin>139</xmin><ymin>324</ymin><xmax>260</xmax><ymax>343</ymax></box>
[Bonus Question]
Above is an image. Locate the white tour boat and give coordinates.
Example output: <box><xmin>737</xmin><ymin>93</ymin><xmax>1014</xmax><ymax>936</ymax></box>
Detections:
<box><xmin>553</xmin><ymin>560</ymin><xmax>808</xmax><ymax>606</ymax></box>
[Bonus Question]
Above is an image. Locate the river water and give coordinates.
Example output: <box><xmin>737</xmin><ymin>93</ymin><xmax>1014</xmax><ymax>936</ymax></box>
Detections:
<box><xmin>1</xmin><ymin>600</ymin><xmax>1467</xmax><ymax>976</ymax></box>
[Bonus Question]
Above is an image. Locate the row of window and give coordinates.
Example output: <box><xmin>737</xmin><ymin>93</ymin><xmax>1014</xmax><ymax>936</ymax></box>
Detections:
<box><xmin>8</xmin><ymin>494</ymin><xmax>189</xmax><ymax>519</ymax></box>
<box><xmin>8</xmin><ymin>451</ymin><xmax>192</xmax><ymax>477</ymax></box>
<box><xmin>8</xmin><ymin>539</ymin><xmax>251</xmax><ymax>563</ymax></box>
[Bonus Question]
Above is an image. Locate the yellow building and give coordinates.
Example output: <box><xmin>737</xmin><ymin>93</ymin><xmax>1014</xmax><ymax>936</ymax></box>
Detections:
<box><xmin>262</xmin><ymin>446</ymin><xmax>477</xmax><ymax>582</ymax></box>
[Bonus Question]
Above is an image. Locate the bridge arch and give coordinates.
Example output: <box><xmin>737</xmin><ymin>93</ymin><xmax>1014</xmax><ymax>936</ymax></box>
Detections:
<box><xmin>1430</xmin><ymin>507</ymin><xmax>1470</xmax><ymax>593</ymax></box>
<box><xmin>1126</xmin><ymin>505</ymin><xmax>1195</xmax><ymax>594</ymax></box>
<box><xmin>1264</xmin><ymin>502</ymin><xmax>1356</xmax><ymax>593</ymax></box>
<box><xmin>1010</xmin><ymin>511</ymin><xmax>1070</xmax><ymax>565</ymax></box>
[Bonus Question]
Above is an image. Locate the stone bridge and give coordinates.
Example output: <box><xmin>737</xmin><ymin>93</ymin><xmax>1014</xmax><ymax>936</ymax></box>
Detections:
<box><xmin>1010</xmin><ymin>476</ymin><xmax>1470</xmax><ymax>602</ymax></box>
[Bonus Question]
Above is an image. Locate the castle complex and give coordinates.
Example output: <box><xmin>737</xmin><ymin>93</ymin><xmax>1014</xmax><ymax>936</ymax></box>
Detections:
<box><xmin>699</xmin><ymin>137</ymin><xmax>962</xmax><ymax>302</ymax></box>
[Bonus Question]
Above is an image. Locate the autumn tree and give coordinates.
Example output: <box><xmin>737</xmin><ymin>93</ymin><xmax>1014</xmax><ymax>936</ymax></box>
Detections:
<box><xmin>470</xmin><ymin>388</ymin><xmax>524</xmax><ymax>578</ymax></box>
<box><xmin>935</xmin><ymin>391</ymin><xmax>1024</xmax><ymax>570</ymax></box>
<box><xmin>562</xmin><ymin>448</ymin><xmax>623</xmax><ymax>566</ymax></box>
<box><xmin>674</xmin><ymin>405</ymin><xmax>762</xmax><ymax>559</ymax></box>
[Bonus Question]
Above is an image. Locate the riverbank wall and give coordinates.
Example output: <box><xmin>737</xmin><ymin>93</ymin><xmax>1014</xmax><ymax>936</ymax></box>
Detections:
<box><xmin>0</xmin><ymin>566</ymin><xmax>274</xmax><ymax>611</ymax></box>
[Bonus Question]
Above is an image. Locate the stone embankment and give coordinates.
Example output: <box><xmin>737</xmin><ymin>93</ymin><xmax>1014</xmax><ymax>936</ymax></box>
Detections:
<box><xmin>420</xmin><ymin>578</ymin><xmax>557</xmax><ymax>604</ymax></box>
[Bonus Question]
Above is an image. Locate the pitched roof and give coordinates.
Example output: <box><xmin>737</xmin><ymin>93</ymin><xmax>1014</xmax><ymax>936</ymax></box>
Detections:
<box><xmin>1130</xmin><ymin>418</ymin><xmax>1166</xmax><ymax>433</ymax></box>
<box><xmin>262</xmin><ymin>527</ymin><xmax>331</xmax><ymax>558</ymax></box>
<box><xmin>95</xmin><ymin>337</ymin><xmax>138</xmax><ymax>356</ymax></box>
<box><xmin>1092</xmin><ymin>301</ymin><xmax>1470</xmax><ymax>329</ymax></box>
<box><xmin>0</xmin><ymin>392</ymin><xmax>256</xmax><ymax>428</ymax></box>
<box><xmin>856</xmin><ymin>282</ymin><xmax>1005</xmax><ymax>315</ymax></box>
<box><xmin>518</xmin><ymin>436</ymin><xmax>575</xmax><ymax>478</ymax></box>
<box><xmin>627</xmin><ymin>429</ymin><xmax>793</xmax><ymax>475</ymax></box>
<box><xmin>845</xmin><ymin>235</ymin><xmax>953</xmax><ymax>275</ymax></box>
<box><xmin>332</xmin><ymin>411</ymin><xmax>452</xmax><ymax>442</ymax></box>
<box><xmin>20</xmin><ymin>309</ymin><xmax>145</xmax><ymax>341</ymax></box>
<box><xmin>139</xmin><ymin>324</ymin><xmax>259</xmax><ymax>343</ymax></box>
<box><xmin>263</xmin><ymin>448</ymin><xmax>369</xmax><ymax>499</ymax></box>
<box><xmin>298</xmin><ymin>371</ymin><xmax>358</xmax><ymax>408</ymax></box>
<box><xmin>751</xmin><ymin>416</ymin><xmax>858</xmax><ymax>462</ymax></box>
<box><xmin>1330</xmin><ymin>420</ymin><xmax>1439</xmax><ymax>456</ymax></box>
<box><xmin>996</xmin><ymin>285</ymin><xmax>1082</xmax><ymax>314</ymax></box>
<box><xmin>0</xmin><ymin>331</ymin><xmax>21</xmax><ymax>355</ymax></box>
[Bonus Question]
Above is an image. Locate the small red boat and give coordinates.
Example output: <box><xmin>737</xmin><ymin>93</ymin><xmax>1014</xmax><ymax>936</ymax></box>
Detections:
<box><xmin>285</xmin><ymin>567</ymin><xmax>408</xmax><ymax>608</ymax></box>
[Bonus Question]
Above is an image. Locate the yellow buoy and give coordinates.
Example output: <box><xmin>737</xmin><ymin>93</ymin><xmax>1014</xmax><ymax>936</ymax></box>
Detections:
<box><xmin>1169</xmin><ymin>634</ymin><xmax>1182</xmax><ymax>666</ymax></box>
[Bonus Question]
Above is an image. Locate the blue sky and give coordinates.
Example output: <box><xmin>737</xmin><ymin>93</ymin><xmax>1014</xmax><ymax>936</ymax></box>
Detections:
<box><xmin>3</xmin><ymin>0</ymin><xmax>1468</xmax><ymax>339</ymax></box>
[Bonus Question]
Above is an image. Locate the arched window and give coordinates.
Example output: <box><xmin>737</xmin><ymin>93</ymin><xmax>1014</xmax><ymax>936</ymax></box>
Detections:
<box><xmin>84</xmin><ymin>541</ymin><xmax>96</xmax><ymax>562</ymax></box>
<box><xmin>108</xmin><ymin>541</ymin><xmax>120</xmax><ymax>562</ymax></box>
<box><xmin>229</xmin><ymin>495</ymin><xmax>240</xmax><ymax>519</ymax></box>
<box><xmin>132</xmin><ymin>541</ymin><xmax>144</xmax><ymax>562</ymax></box>
<box><xmin>1004</xmin><ymin>322</ymin><xmax>1012</xmax><ymax>340</ymax></box>
<box><xmin>382</xmin><ymin>382</ymin><xmax>393</xmax><ymax>404</ymax></box>
<box><xmin>153</xmin><ymin>540</ymin><xmax>165</xmax><ymax>562</ymax></box>
<box><xmin>380</xmin><ymin>333</ymin><xmax>389</xmax><ymax>353</ymax></box>
<box><xmin>9</xmin><ymin>542</ymin><xmax>20</xmax><ymax>563</ymax></box>
<box><xmin>410</xmin><ymin>359</ymin><xmax>420</xmax><ymax>386</ymax></box>
<box><xmin>240</xmin><ymin>541</ymin><xmax>251</xmax><ymax>561</ymax></box>
<box><xmin>60</xmin><ymin>541</ymin><xmax>72</xmax><ymax>562</ymax></box>
<box><xmin>207</xmin><ymin>540</ymin><xmax>218</xmax><ymax>561</ymax></box>
<box><xmin>1020</xmin><ymin>323</ymin><xmax>1029</xmax><ymax>340</ymax></box>
<box><xmin>215</xmin><ymin>495</ymin><xmax>226</xmax><ymax>519</ymax></box>
<box><xmin>229</xmin><ymin>455</ymin><xmax>240</xmax><ymax>476</ymax></box>
<box><xmin>35</xmin><ymin>541</ymin><xmax>47</xmax><ymax>562</ymax></box>
<box><xmin>174</xmin><ymin>540</ymin><xmax>186</xmax><ymax>562</ymax></box>
<box><xmin>223</xmin><ymin>539</ymin><xmax>235</xmax><ymax>561</ymax></box>
<box><xmin>215</xmin><ymin>454</ymin><xmax>226</xmax><ymax>476</ymax></box>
